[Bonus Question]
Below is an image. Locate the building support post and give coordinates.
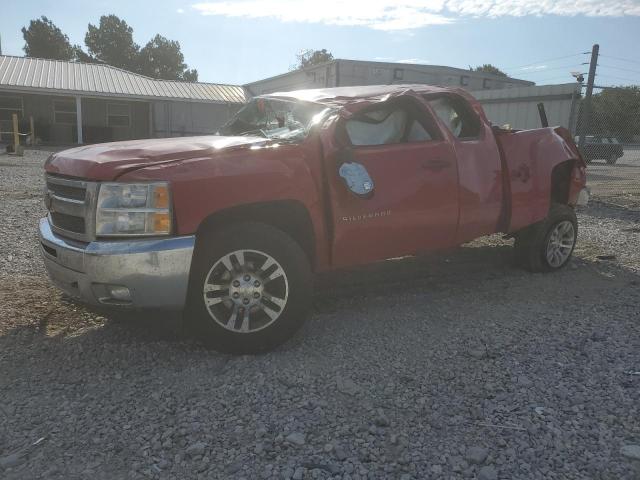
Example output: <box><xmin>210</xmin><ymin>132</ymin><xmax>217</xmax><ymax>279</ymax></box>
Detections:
<box><xmin>148</xmin><ymin>102</ymin><xmax>153</xmax><ymax>138</ymax></box>
<box><xmin>75</xmin><ymin>96</ymin><xmax>83</xmax><ymax>144</ymax></box>
<box><xmin>29</xmin><ymin>116</ymin><xmax>35</xmax><ymax>145</ymax></box>
<box><xmin>12</xmin><ymin>113</ymin><xmax>19</xmax><ymax>151</ymax></box>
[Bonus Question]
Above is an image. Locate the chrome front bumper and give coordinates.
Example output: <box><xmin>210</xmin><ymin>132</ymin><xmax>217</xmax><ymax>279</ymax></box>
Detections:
<box><xmin>39</xmin><ymin>217</ymin><xmax>195</xmax><ymax>309</ymax></box>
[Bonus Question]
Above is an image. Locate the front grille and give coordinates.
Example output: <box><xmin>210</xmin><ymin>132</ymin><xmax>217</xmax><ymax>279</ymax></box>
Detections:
<box><xmin>50</xmin><ymin>212</ymin><xmax>85</xmax><ymax>234</ymax></box>
<box><xmin>45</xmin><ymin>174</ymin><xmax>97</xmax><ymax>242</ymax></box>
<box><xmin>46</xmin><ymin>181</ymin><xmax>86</xmax><ymax>201</ymax></box>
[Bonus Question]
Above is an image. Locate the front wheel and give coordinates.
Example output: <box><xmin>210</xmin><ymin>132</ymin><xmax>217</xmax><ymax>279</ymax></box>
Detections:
<box><xmin>514</xmin><ymin>204</ymin><xmax>578</xmax><ymax>272</ymax></box>
<box><xmin>186</xmin><ymin>222</ymin><xmax>313</xmax><ymax>354</ymax></box>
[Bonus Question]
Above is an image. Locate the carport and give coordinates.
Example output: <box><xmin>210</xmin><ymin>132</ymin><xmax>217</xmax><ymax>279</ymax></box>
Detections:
<box><xmin>0</xmin><ymin>55</ymin><xmax>247</xmax><ymax>145</ymax></box>
<box><xmin>0</xmin><ymin>92</ymin><xmax>150</xmax><ymax>144</ymax></box>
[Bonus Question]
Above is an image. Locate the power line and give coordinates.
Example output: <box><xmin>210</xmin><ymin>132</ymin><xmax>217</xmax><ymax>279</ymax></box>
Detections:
<box><xmin>598</xmin><ymin>64</ymin><xmax>640</xmax><ymax>75</ymax></box>
<box><xmin>504</xmin><ymin>53</ymin><xmax>586</xmax><ymax>71</ymax></box>
<box><xmin>596</xmin><ymin>74</ymin><xmax>639</xmax><ymax>84</ymax></box>
<box><xmin>599</xmin><ymin>54</ymin><xmax>640</xmax><ymax>66</ymax></box>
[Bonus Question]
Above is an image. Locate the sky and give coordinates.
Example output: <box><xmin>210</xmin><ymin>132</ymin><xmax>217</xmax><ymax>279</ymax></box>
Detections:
<box><xmin>1</xmin><ymin>0</ymin><xmax>639</xmax><ymax>87</ymax></box>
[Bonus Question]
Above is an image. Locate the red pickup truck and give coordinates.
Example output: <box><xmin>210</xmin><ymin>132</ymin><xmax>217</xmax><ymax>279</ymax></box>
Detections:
<box><xmin>40</xmin><ymin>85</ymin><xmax>588</xmax><ymax>353</ymax></box>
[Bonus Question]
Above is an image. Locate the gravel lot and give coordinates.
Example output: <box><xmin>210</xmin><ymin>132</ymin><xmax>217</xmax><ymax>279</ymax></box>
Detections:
<box><xmin>586</xmin><ymin>146</ymin><xmax>640</xmax><ymax>208</ymax></box>
<box><xmin>1</xmin><ymin>149</ymin><xmax>639</xmax><ymax>480</ymax></box>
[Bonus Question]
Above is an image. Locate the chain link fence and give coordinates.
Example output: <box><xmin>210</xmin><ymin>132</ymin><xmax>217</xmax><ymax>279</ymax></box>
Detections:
<box><xmin>574</xmin><ymin>84</ymin><xmax>640</xmax><ymax>207</ymax></box>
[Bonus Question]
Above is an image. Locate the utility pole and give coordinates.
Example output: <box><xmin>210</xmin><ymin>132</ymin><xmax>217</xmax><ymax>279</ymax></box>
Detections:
<box><xmin>578</xmin><ymin>44</ymin><xmax>599</xmax><ymax>151</ymax></box>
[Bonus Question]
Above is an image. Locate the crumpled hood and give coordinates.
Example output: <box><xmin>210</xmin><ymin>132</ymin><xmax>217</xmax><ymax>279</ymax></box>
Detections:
<box><xmin>45</xmin><ymin>135</ymin><xmax>267</xmax><ymax>180</ymax></box>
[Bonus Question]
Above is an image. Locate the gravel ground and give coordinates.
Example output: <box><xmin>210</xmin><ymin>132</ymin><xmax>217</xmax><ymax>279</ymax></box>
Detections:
<box><xmin>1</xmin><ymin>149</ymin><xmax>639</xmax><ymax>480</ymax></box>
<box><xmin>586</xmin><ymin>146</ymin><xmax>640</xmax><ymax>206</ymax></box>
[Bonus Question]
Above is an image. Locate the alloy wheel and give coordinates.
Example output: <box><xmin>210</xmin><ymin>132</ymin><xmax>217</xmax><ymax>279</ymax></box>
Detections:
<box><xmin>202</xmin><ymin>249</ymin><xmax>289</xmax><ymax>333</ymax></box>
<box><xmin>546</xmin><ymin>220</ymin><xmax>575</xmax><ymax>268</ymax></box>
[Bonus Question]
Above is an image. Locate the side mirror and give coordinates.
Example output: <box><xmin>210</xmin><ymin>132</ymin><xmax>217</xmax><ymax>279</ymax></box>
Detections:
<box><xmin>337</xmin><ymin>149</ymin><xmax>374</xmax><ymax>198</ymax></box>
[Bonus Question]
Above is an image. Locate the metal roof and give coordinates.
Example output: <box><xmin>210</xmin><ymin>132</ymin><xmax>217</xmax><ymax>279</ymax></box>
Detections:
<box><xmin>247</xmin><ymin>58</ymin><xmax>534</xmax><ymax>88</ymax></box>
<box><xmin>0</xmin><ymin>55</ymin><xmax>247</xmax><ymax>104</ymax></box>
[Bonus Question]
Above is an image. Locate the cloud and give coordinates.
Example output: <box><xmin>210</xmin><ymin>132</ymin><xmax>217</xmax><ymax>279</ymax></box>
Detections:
<box><xmin>520</xmin><ymin>65</ymin><xmax>548</xmax><ymax>71</ymax></box>
<box><xmin>177</xmin><ymin>7</ymin><xmax>185</xmax><ymax>13</ymax></box>
<box><xmin>191</xmin><ymin>1</ymin><xmax>453</xmax><ymax>30</ymax></box>
<box><xmin>192</xmin><ymin>0</ymin><xmax>640</xmax><ymax>30</ymax></box>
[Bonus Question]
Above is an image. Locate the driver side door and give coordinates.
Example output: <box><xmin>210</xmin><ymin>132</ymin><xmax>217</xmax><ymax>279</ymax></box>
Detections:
<box><xmin>324</xmin><ymin>96</ymin><xmax>460</xmax><ymax>268</ymax></box>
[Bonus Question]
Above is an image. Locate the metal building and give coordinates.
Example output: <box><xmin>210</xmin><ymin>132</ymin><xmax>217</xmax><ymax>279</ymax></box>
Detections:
<box><xmin>0</xmin><ymin>55</ymin><xmax>246</xmax><ymax>145</ymax></box>
<box><xmin>246</xmin><ymin>59</ymin><xmax>534</xmax><ymax>95</ymax></box>
<box><xmin>472</xmin><ymin>83</ymin><xmax>581</xmax><ymax>131</ymax></box>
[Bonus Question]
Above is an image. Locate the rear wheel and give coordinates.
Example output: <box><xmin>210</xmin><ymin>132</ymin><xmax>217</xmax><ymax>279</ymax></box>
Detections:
<box><xmin>514</xmin><ymin>203</ymin><xmax>577</xmax><ymax>272</ymax></box>
<box><xmin>606</xmin><ymin>154</ymin><xmax>618</xmax><ymax>165</ymax></box>
<box><xmin>186</xmin><ymin>222</ymin><xmax>312</xmax><ymax>354</ymax></box>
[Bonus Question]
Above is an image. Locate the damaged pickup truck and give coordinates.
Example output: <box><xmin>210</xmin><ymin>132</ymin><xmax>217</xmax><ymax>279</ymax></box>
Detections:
<box><xmin>40</xmin><ymin>85</ymin><xmax>588</xmax><ymax>353</ymax></box>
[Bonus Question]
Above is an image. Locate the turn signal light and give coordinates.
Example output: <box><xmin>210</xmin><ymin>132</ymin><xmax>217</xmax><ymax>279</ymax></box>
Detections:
<box><xmin>152</xmin><ymin>185</ymin><xmax>170</xmax><ymax>209</ymax></box>
<box><xmin>152</xmin><ymin>212</ymin><xmax>171</xmax><ymax>234</ymax></box>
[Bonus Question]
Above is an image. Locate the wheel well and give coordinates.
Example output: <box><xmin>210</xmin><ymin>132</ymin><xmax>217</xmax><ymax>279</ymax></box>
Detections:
<box><xmin>550</xmin><ymin>160</ymin><xmax>575</xmax><ymax>205</ymax></box>
<box><xmin>195</xmin><ymin>200</ymin><xmax>316</xmax><ymax>269</ymax></box>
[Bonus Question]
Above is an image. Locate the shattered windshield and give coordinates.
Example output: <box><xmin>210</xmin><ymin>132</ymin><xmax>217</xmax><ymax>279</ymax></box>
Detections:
<box><xmin>220</xmin><ymin>97</ymin><xmax>332</xmax><ymax>141</ymax></box>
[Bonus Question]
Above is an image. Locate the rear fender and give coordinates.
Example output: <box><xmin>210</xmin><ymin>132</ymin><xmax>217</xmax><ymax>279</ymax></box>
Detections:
<box><xmin>496</xmin><ymin>126</ymin><xmax>586</xmax><ymax>232</ymax></box>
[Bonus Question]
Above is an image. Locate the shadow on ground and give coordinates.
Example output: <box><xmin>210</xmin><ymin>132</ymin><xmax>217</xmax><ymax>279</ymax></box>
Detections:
<box><xmin>1</xmin><ymin>239</ymin><xmax>636</xmax><ymax>350</ymax></box>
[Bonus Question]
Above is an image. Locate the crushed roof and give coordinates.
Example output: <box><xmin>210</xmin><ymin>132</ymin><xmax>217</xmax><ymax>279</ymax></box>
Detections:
<box><xmin>262</xmin><ymin>84</ymin><xmax>461</xmax><ymax>106</ymax></box>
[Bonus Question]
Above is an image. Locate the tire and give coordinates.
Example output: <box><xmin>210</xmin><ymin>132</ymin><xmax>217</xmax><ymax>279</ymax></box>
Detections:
<box><xmin>186</xmin><ymin>222</ymin><xmax>313</xmax><ymax>354</ymax></box>
<box><xmin>606</xmin><ymin>154</ymin><xmax>618</xmax><ymax>165</ymax></box>
<box><xmin>514</xmin><ymin>203</ymin><xmax>578</xmax><ymax>272</ymax></box>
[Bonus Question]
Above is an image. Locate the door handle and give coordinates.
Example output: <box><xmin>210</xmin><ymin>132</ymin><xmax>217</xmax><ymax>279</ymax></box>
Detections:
<box><xmin>421</xmin><ymin>158</ymin><xmax>451</xmax><ymax>170</ymax></box>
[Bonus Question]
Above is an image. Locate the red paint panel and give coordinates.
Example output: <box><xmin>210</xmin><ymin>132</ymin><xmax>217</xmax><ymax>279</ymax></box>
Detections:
<box><xmin>453</xmin><ymin>132</ymin><xmax>504</xmax><ymax>243</ymax></box>
<box><xmin>495</xmin><ymin>127</ymin><xmax>585</xmax><ymax>232</ymax></box>
<box><xmin>118</xmin><ymin>143</ymin><xmax>332</xmax><ymax>271</ymax></box>
<box><xmin>324</xmin><ymin>140</ymin><xmax>459</xmax><ymax>268</ymax></box>
<box><xmin>45</xmin><ymin>135</ymin><xmax>268</xmax><ymax>180</ymax></box>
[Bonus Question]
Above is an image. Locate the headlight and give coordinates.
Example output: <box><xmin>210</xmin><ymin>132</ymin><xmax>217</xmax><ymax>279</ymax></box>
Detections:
<box><xmin>96</xmin><ymin>182</ymin><xmax>172</xmax><ymax>236</ymax></box>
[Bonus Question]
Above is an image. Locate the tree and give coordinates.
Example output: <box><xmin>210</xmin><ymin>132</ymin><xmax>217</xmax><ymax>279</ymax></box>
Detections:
<box><xmin>72</xmin><ymin>46</ymin><xmax>96</xmax><ymax>63</ymax></box>
<box><xmin>294</xmin><ymin>49</ymin><xmax>334</xmax><ymax>70</ymax></box>
<box><xmin>589</xmin><ymin>86</ymin><xmax>640</xmax><ymax>142</ymax></box>
<box><xmin>139</xmin><ymin>35</ymin><xmax>198</xmax><ymax>82</ymax></box>
<box><xmin>85</xmin><ymin>15</ymin><xmax>139</xmax><ymax>71</ymax></box>
<box><xmin>23</xmin><ymin>14</ymin><xmax>198</xmax><ymax>81</ymax></box>
<box><xmin>22</xmin><ymin>16</ymin><xmax>75</xmax><ymax>60</ymax></box>
<box><xmin>473</xmin><ymin>64</ymin><xmax>508</xmax><ymax>77</ymax></box>
<box><xmin>182</xmin><ymin>69</ymin><xmax>199</xmax><ymax>82</ymax></box>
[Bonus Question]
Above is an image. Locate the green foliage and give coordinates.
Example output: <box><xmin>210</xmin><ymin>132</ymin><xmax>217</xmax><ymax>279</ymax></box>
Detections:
<box><xmin>139</xmin><ymin>35</ymin><xmax>198</xmax><ymax>81</ymax></box>
<box><xmin>589</xmin><ymin>86</ymin><xmax>640</xmax><ymax>141</ymax></box>
<box><xmin>295</xmin><ymin>49</ymin><xmax>334</xmax><ymax>70</ymax></box>
<box><xmin>182</xmin><ymin>69</ymin><xmax>199</xmax><ymax>82</ymax></box>
<box><xmin>473</xmin><ymin>64</ymin><xmax>508</xmax><ymax>77</ymax></box>
<box><xmin>21</xmin><ymin>16</ymin><xmax>75</xmax><ymax>61</ymax></box>
<box><xmin>71</xmin><ymin>46</ymin><xmax>96</xmax><ymax>63</ymax></box>
<box><xmin>85</xmin><ymin>15</ymin><xmax>140</xmax><ymax>71</ymax></box>
<box><xmin>20</xmin><ymin>14</ymin><xmax>207</xmax><ymax>82</ymax></box>
<box><xmin>82</xmin><ymin>15</ymin><xmax>197</xmax><ymax>81</ymax></box>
